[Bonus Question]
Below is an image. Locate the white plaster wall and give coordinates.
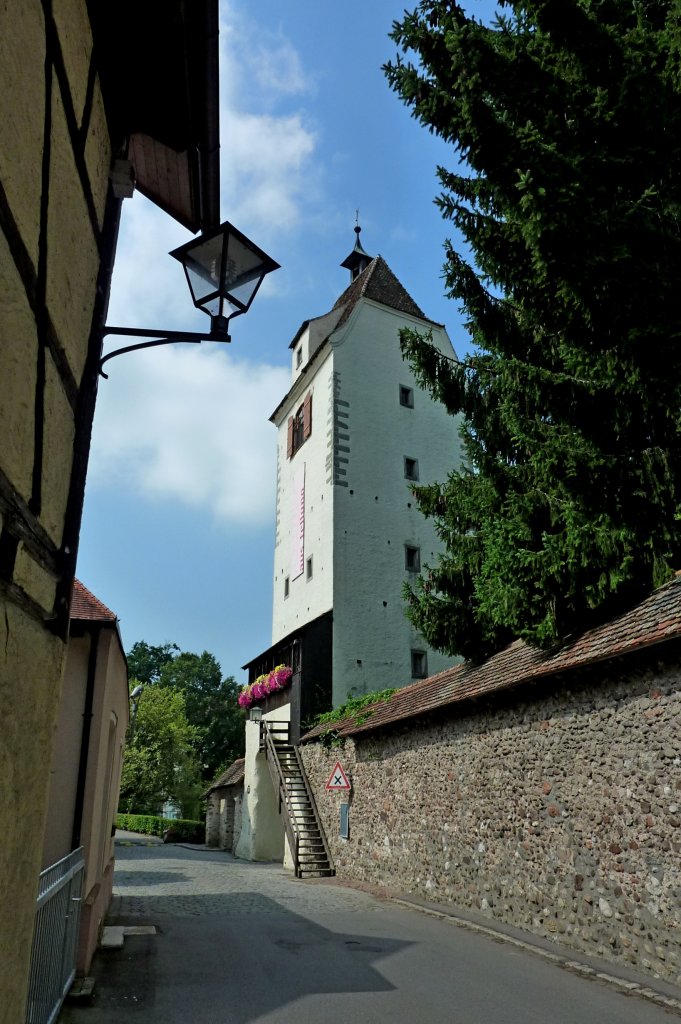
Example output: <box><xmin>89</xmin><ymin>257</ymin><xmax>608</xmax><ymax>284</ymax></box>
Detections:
<box><xmin>235</xmin><ymin>704</ymin><xmax>290</xmax><ymax>861</ymax></box>
<box><xmin>290</xmin><ymin>308</ymin><xmax>345</xmax><ymax>385</ymax></box>
<box><xmin>330</xmin><ymin>300</ymin><xmax>462</xmax><ymax>704</ymax></box>
<box><xmin>272</xmin><ymin>347</ymin><xmax>334</xmax><ymax>643</ymax></box>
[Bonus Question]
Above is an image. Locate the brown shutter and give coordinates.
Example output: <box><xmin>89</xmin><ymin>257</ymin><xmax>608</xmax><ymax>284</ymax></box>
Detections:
<box><xmin>287</xmin><ymin>417</ymin><xmax>294</xmax><ymax>458</ymax></box>
<box><xmin>303</xmin><ymin>393</ymin><xmax>312</xmax><ymax>440</ymax></box>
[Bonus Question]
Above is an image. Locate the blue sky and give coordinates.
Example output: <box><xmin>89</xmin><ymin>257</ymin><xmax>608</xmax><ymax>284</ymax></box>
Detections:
<box><xmin>77</xmin><ymin>0</ymin><xmax>495</xmax><ymax>682</ymax></box>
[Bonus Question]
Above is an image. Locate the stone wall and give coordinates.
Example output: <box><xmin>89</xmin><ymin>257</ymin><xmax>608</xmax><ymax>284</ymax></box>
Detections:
<box><xmin>206</xmin><ymin>792</ymin><xmax>221</xmax><ymax>847</ymax></box>
<box><xmin>233</xmin><ymin>791</ymin><xmax>244</xmax><ymax>854</ymax></box>
<box><xmin>206</xmin><ymin>788</ymin><xmax>239</xmax><ymax>850</ymax></box>
<box><xmin>301</xmin><ymin>652</ymin><xmax>681</xmax><ymax>985</ymax></box>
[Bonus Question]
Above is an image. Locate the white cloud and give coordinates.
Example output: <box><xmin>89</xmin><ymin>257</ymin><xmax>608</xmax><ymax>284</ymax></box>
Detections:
<box><xmin>107</xmin><ymin>199</ymin><xmax>195</xmax><ymax>330</ymax></box>
<box><xmin>248</xmin><ymin>38</ymin><xmax>310</xmax><ymax>99</ymax></box>
<box><xmin>89</xmin><ymin>346</ymin><xmax>289</xmax><ymax>528</ymax></box>
<box><xmin>92</xmin><ymin>4</ymin><xmax>315</xmax><ymax>526</ymax></box>
<box><xmin>221</xmin><ymin>110</ymin><xmax>317</xmax><ymax>236</ymax></box>
<box><xmin>217</xmin><ymin>4</ymin><xmax>320</xmax><ymax>241</ymax></box>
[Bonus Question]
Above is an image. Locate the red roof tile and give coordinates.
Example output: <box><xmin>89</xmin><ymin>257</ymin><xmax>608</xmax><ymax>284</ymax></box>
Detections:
<box><xmin>301</xmin><ymin>575</ymin><xmax>681</xmax><ymax>742</ymax></box>
<box><xmin>70</xmin><ymin>579</ymin><xmax>117</xmax><ymax>623</ymax></box>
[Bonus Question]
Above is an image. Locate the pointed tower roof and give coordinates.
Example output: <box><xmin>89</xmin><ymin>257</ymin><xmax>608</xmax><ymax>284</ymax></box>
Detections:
<box><xmin>271</xmin><ymin>241</ymin><xmax>442</xmax><ymax>422</ymax></box>
<box><xmin>333</xmin><ymin>255</ymin><xmax>431</xmax><ymax>330</ymax></box>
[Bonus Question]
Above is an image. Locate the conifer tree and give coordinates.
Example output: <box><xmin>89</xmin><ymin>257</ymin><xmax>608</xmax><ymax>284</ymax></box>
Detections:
<box><xmin>385</xmin><ymin>1</ymin><xmax>681</xmax><ymax>660</ymax></box>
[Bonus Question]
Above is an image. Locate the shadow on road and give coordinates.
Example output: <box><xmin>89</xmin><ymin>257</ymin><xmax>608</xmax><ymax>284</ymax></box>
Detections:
<box><xmin>62</xmin><ymin>891</ymin><xmax>411</xmax><ymax>1023</ymax></box>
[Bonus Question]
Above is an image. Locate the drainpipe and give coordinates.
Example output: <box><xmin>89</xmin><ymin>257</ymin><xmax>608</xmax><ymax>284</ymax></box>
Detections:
<box><xmin>71</xmin><ymin>625</ymin><xmax>100</xmax><ymax>850</ymax></box>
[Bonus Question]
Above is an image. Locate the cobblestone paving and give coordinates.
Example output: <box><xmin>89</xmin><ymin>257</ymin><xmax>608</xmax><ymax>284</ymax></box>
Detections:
<box><xmin>111</xmin><ymin>839</ymin><xmax>385</xmax><ymax>918</ymax></box>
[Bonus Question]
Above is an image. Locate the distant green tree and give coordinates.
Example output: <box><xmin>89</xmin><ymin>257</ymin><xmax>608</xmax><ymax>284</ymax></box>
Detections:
<box><xmin>126</xmin><ymin>641</ymin><xmax>245</xmax><ymax>782</ymax></box>
<box><xmin>126</xmin><ymin>641</ymin><xmax>178</xmax><ymax>684</ymax></box>
<box><xmin>385</xmin><ymin>1</ymin><xmax>681</xmax><ymax>659</ymax></box>
<box><xmin>120</xmin><ymin>685</ymin><xmax>202</xmax><ymax>817</ymax></box>
<box><xmin>158</xmin><ymin>651</ymin><xmax>245</xmax><ymax>782</ymax></box>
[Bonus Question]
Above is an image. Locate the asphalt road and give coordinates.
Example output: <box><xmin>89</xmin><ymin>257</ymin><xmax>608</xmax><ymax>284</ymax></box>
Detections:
<box><xmin>60</xmin><ymin>836</ymin><xmax>681</xmax><ymax>1024</ymax></box>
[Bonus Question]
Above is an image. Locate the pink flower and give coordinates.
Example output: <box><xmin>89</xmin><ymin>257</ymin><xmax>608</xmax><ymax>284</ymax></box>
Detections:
<box><xmin>237</xmin><ymin>665</ymin><xmax>293</xmax><ymax>707</ymax></box>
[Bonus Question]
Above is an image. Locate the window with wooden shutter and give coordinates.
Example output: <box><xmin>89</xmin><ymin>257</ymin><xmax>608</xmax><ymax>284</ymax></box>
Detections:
<box><xmin>303</xmin><ymin>392</ymin><xmax>312</xmax><ymax>440</ymax></box>
<box><xmin>289</xmin><ymin>394</ymin><xmax>312</xmax><ymax>458</ymax></box>
<box><xmin>287</xmin><ymin>417</ymin><xmax>294</xmax><ymax>458</ymax></box>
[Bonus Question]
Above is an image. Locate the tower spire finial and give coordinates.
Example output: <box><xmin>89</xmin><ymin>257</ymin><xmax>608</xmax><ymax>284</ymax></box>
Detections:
<box><xmin>341</xmin><ymin>214</ymin><xmax>372</xmax><ymax>282</ymax></box>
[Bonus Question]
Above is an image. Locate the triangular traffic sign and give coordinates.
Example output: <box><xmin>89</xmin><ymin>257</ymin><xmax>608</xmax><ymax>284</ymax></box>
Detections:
<box><xmin>325</xmin><ymin>760</ymin><xmax>351</xmax><ymax>790</ymax></box>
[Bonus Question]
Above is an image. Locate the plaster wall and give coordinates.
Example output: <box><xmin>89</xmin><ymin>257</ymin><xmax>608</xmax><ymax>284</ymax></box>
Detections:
<box><xmin>77</xmin><ymin>629</ymin><xmax>128</xmax><ymax>972</ymax></box>
<box><xmin>0</xmin><ymin>0</ymin><xmax>113</xmax><ymax>1009</ymax></box>
<box><xmin>270</xmin><ymin>295</ymin><xmax>462</xmax><ymax>708</ymax></box>
<box><xmin>40</xmin><ymin>627</ymin><xmax>128</xmax><ymax>973</ymax></box>
<box><xmin>235</xmin><ymin>705</ymin><xmax>290</xmax><ymax>861</ymax></box>
<box><xmin>272</xmin><ymin>349</ymin><xmax>334</xmax><ymax>643</ymax></box>
<box><xmin>301</xmin><ymin>656</ymin><xmax>681</xmax><ymax>985</ymax></box>
<box><xmin>0</xmin><ymin>606</ymin><xmax>65</xmax><ymax>1023</ymax></box>
<box><xmin>330</xmin><ymin>302</ymin><xmax>461</xmax><ymax>703</ymax></box>
<box><xmin>41</xmin><ymin>636</ymin><xmax>89</xmax><ymax>868</ymax></box>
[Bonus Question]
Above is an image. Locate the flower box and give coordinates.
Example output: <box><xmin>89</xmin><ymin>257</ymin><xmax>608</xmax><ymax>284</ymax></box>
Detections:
<box><xmin>238</xmin><ymin>665</ymin><xmax>293</xmax><ymax>710</ymax></box>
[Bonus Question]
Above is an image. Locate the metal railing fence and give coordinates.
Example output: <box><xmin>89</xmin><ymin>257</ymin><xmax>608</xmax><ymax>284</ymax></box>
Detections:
<box><xmin>25</xmin><ymin>847</ymin><xmax>85</xmax><ymax>1024</ymax></box>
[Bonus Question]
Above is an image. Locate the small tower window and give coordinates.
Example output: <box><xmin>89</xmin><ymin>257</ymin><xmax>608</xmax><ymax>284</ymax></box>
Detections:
<box><xmin>404</xmin><ymin>457</ymin><xmax>419</xmax><ymax>481</ymax></box>
<box><xmin>306</xmin><ymin>556</ymin><xmax>313</xmax><ymax>581</ymax></box>
<box><xmin>296</xmin><ymin>347</ymin><xmax>303</xmax><ymax>368</ymax></box>
<box><xmin>399</xmin><ymin>385</ymin><xmax>414</xmax><ymax>408</ymax></box>
<box><xmin>404</xmin><ymin>545</ymin><xmax>421</xmax><ymax>572</ymax></box>
<box><xmin>287</xmin><ymin>393</ymin><xmax>313</xmax><ymax>458</ymax></box>
<box><xmin>284</xmin><ymin>577</ymin><xmax>290</xmax><ymax>598</ymax></box>
<box><xmin>411</xmin><ymin>650</ymin><xmax>428</xmax><ymax>679</ymax></box>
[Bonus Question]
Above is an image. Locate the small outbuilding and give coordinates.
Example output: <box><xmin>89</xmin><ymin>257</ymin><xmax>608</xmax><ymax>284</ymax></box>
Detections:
<box><xmin>205</xmin><ymin>758</ymin><xmax>245</xmax><ymax>852</ymax></box>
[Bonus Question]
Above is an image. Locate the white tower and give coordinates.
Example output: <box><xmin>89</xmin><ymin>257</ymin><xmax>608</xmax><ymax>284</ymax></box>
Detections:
<box><xmin>268</xmin><ymin>230</ymin><xmax>462</xmax><ymax>708</ymax></box>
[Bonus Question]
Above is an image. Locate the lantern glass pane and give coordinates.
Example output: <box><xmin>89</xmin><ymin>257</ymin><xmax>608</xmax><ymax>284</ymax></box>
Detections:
<box><xmin>183</xmin><ymin>233</ymin><xmax>225</xmax><ymax>306</ymax></box>
<box><xmin>223</xmin><ymin>235</ymin><xmax>267</xmax><ymax>312</ymax></box>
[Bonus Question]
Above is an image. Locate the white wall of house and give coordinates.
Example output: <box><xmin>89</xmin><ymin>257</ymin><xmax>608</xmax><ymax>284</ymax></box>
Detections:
<box><xmin>272</xmin><ymin>346</ymin><xmax>335</xmax><ymax>644</ymax></box>
<box><xmin>330</xmin><ymin>301</ymin><xmax>461</xmax><ymax>703</ymax></box>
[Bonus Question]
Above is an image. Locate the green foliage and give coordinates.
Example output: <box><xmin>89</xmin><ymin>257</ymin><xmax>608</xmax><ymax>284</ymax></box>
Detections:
<box><xmin>385</xmin><ymin>2</ymin><xmax>681</xmax><ymax>658</ymax></box>
<box><xmin>126</xmin><ymin>641</ymin><xmax>179</xmax><ymax>684</ymax></box>
<box><xmin>120</xmin><ymin>685</ymin><xmax>202</xmax><ymax>817</ymax></box>
<box><xmin>116</xmin><ymin>813</ymin><xmax>204</xmax><ymax>842</ymax></box>
<box><xmin>310</xmin><ymin>689</ymin><xmax>397</xmax><ymax>746</ymax></box>
<box><xmin>126</xmin><ymin>642</ymin><xmax>246</xmax><ymax>782</ymax></box>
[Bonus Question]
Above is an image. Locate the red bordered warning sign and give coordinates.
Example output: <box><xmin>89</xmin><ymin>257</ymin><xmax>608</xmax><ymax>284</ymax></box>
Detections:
<box><xmin>325</xmin><ymin>760</ymin><xmax>351</xmax><ymax>791</ymax></box>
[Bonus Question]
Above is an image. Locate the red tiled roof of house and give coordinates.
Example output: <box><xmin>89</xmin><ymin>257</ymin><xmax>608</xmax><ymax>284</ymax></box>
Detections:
<box><xmin>301</xmin><ymin>574</ymin><xmax>681</xmax><ymax>742</ymax></box>
<box><xmin>70</xmin><ymin>579</ymin><xmax>117</xmax><ymax>622</ymax></box>
<box><xmin>205</xmin><ymin>757</ymin><xmax>245</xmax><ymax>794</ymax></box>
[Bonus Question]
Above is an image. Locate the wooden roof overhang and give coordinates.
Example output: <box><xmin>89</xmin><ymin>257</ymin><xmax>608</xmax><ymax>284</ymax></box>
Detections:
<box><xmin>89</xmin><ymin>0</ymin><xmax>220</xmax><ymax>231</ymax></box>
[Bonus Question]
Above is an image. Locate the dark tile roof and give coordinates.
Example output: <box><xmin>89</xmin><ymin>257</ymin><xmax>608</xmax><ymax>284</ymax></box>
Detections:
<box><xmin>205</xmin><ymin>757</ymin><xmax>245</xmax><ymax>794</ymax></box>
<box><xmin>333</xmin><ymin>256</ymin><xmax>436</xmax><ymax>331</ymax></box>
<box><xmin>70</xmin><ymin>579</ymin><xmax>117</xmax><ymax>622</ymax></box>
<box><xmin>301</xmin><ymin>574</ymin><xmax>681</xmax><ymax>742</ymax></box>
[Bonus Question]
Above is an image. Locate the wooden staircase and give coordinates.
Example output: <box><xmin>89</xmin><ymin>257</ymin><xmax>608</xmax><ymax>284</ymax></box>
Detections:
<box><xmin>261</xmin><ymin>722</ymin><xmax>335</xmax><ymax>879</ymax></box>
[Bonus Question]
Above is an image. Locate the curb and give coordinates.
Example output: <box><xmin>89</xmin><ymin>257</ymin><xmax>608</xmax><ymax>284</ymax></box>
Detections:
<box><xmin>391</xmin><ymin>897</ymin><xmax>681</xmax><ymax>1016</ymax></box>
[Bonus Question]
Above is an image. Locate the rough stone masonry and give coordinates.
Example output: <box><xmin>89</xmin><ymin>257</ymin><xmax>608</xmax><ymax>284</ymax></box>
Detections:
<box><xmin>301</xmin><ymin>651</ymin><xmax>681</xmax><ymax>985</ymax></box>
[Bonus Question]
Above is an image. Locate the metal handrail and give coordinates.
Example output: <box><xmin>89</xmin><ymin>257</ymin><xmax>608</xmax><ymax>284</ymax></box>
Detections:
<box><xmin>292</xmin><ymin>744</ymin><xmax>334</xmax><ymax>871</ymax></box>
<box><xmin>261</xmin><ymin>722</ymin><xmax>300</xmax><ymax>873</ymax></box>
<box><xmin>26</xmin><ymin>847</ymin><xmax>85</xmax><ymax>1024</ymax></box>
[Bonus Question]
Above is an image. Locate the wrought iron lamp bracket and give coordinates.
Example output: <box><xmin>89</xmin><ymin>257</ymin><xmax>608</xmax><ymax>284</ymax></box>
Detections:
<box><xmin>98</xmin><ymin>319</ymin><xmax>230</xmax><ymax>378</ymax></box>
